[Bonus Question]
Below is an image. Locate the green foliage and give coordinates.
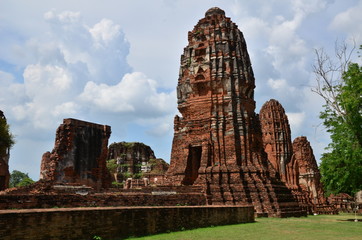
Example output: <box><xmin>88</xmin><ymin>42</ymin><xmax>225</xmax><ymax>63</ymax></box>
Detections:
<box><xmin>148</xmin><ymin>158</ymin><xmax>157</xmax><ymax>165</ymax></box>
<box><xmin>123</xmin><ymin>142</ymin><xmax>136</xmax><ymax>148</ymax></box>
<box><xmin>0</xmin><ymin>117</ymin><xmax>15</xmax><ymax>154</ymax></box>
<box><xmin>133</xmin><ymin>173</ymin><xmax>143</xmax><ymax>179</ymax></box>
<box><xmin>122</xmin><ymin>172</ymin><xmax>132</xmax><ymax>179</ymax></box>
<box><xmin>9</xmin><ymin>170</ymin><xmax>34</xmax><ymax>188</ymax></box>
<box><xmin>17</xmin><ymin>177</ymin><xmax>35</xmax><ymax>187</ymax></box>
<box><xmin>318</xmin><ymin>46</ymin><xmax>362</xmax><ymax>195</ymax></box>
<box><xmin>148</xmin><ymin>158</ymin><xmax>169</xmax><ymax>174</ymax></box>
<box><xmin>106</xmin><ymin>159</ymin><xmax>118</xmax><ymax>174</ymax></box>
<box><xmin>111</xmin><ymin>181</ymin><xmax>124</xmax><ymax>188</ymax></box>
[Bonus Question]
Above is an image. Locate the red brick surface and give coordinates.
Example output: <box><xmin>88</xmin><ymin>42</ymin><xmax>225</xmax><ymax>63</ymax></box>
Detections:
<box><xmin>0</xmin><ymin>205</ymin><xmax>254</xmax><ymax>240</ymax></box>
<box><xmin>166</xmin><ymin>7</ymin><xmax>305</xmax><ymax>217</ymax></box>
<box><xmin>40</xmin><ymin>118</ymin><xmax>111</xmax><ymax>190</ymax></box>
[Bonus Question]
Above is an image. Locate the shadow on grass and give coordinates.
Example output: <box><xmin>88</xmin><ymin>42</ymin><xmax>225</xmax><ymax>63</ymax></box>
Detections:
<box><xmin>337</xmin><ymin>219</ymin><xmax>362</xmax><ymax>222</ymax></box>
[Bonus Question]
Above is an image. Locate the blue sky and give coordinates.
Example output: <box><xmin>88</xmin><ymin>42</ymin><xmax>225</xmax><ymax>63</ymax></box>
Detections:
<box><xmin>1</xmin><ymin>0</ymin><xmax>361</xmax><ymax>180</ymax></box>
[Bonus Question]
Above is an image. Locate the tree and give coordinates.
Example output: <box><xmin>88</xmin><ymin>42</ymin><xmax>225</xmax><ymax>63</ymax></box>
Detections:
<box><xmin>313</xmin><ymin>43</ymin><xmax>362</xmax><ymax>195</ymax></box>
<box><xmin>106</xmin><ymin>159</ymin><xmax>119</xmax><ymax>182</ymax></box>
<box><xmin>9</xmin><ymin>170</ymin><xmax>34</xmax><ymax>188</ymax></box>
<box><xmin>0</xmin><ymin>115</ymin><xmax>15</xmax><ymax>155</ymax></box>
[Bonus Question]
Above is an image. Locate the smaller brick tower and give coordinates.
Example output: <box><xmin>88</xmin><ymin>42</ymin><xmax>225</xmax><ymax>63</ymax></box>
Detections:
<box><xmin>289</xmin><ymin>136</ymin><xmax>336</xmax><ymax>214</ymax></box>
<box><xmin>40</xmin><ymin>119</ymin><xmax>111</xmax><ymax>190</ymax></box>
<box><xmin>259</xmin><ymin>99</ymin><xmax>293</xmax><ymax>182</ymax></box>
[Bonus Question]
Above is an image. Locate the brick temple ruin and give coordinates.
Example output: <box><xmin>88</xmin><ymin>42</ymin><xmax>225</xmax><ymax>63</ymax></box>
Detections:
<box><xmin>0</xmin><ymin>7</ymin><xmax>339</xmax><ymax>216</ymax></box>
<box><xmin>259</xmin><ymin>99</ymin><xmax>292</xmax><ymax>183</ymax></box>
<box><xmin>259</xmin><ymin>100</ymin><xmax>336</xmax><ymax>214</ymax></box>
<box><xmin>165</xmin><ymin>7</ymin><xmax>305</xmax><ymax>217</ymax></box>
<box><xmin>107</xmin><ymin>141</ymin><xmax>169</xmax><ymax>186</ymax></box>
<box><xmin>0</xmin><ymin>110</ymin><xmax>10</xmax><ymax>191</ymax></box>
<box><xmin>39</xmin><ymin>118</ymin><xmax>112</xmax><ymax>190</ymax></box>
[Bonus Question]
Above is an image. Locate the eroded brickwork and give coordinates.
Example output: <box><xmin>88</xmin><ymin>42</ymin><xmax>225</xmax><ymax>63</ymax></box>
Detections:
<box><xmin>289</xmin><ymin>136</ymin><xmax>336</xmax><ymax>214</ymax></box>
<box><xmin>166</xmin><ymin>7</ymin><xmax>304</xmax><ymax>217</ymax></box>
<box><xmin>0</xmin><ymin>206</ymin><xmax>254</xmax><ymax>240</ymax></box>
<box><xmin>259</xmin><ymin>100</ymin><xmax>336</xmax><ymax>214</ymax></box>
<box><xmin>0</xmin><ymin>111</ymin><xmax>10</xmax><ymax>191</ymax></box>
<box><xmin>40</xmin><ymin>119</ymin><xmax>111</xmax><ymax>190</ymax></box>
<box><xmin>328</xmin><ymin>193</ymin><xmax>355</xmax><ymax>213</ymax></box>
<box><xmin>259</xmin><ymin>99</ymin><xmax>293</xmax><ymax>182</ymax></box>
<box><xmin>107</xmin><ymin>142</ymin><xmax>169</xmax><ymax>186</ymax></box>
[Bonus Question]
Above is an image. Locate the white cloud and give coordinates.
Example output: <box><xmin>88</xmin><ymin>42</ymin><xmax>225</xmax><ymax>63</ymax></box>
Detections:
<box><xmin>0</xmin><ymin>70</ymin><xmax>15</xmax><ymax>83</ymax></box>
<box><xmin>146</xmin><ymin>122</ymin><xmax>173</xmax><ymax>137</ymax></box>
<box><xmin>286</xmin><ymin>112</ymin><xmax>306</xmax><ymax>135</ymax></box>
<box><xmin>267</xmin><ymin>78</ymin><xmax>287</xmax><ymax>90</ymax></box>
<box><xmin>330</xmin><ymin>0</ymin><xmax>362</xmax><ymax>43</ymax></box>
<box><xmin>24</xmin><ymin>64</ymin><xmax>73</xmax><ymax>94</ymax></box>
<box><xmin>52</xmin><ymin>102</ymin><xmax>79</xmax><ymax>117</ymax></box>
<box><xmin>1</xmin><ymin>9</ymin><xmax>175</xmax><ymax>134</ymax></box>
<box><xmin>90</xmin><ymin>19</ymin><xmax>122</xmax><ymax>47</ymax></box>
<box><xmin>267</xmin><ymin>78</ymin><xmax>297</xmax><ymax>96</ymax></box>
<box><xmin>80</xmin><ymin>72</ymin><xmax>176</xmax><ymax>117</ymax></box>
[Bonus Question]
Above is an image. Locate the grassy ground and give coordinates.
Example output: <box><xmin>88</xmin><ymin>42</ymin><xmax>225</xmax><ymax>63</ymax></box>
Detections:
<box><xmin>127</xmin><ymin>213</ymin><xmax>361</xmax><ymax>240</ymax></box>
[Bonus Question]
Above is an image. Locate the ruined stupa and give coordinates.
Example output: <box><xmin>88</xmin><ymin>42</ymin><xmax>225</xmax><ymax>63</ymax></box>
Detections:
<box><xmin>40</xmin><ymin>118</ymin><xmax>111</xmax><ymax>190</ymax></box>
<box><xmin>259</xmin><ymin>99</ymin><xmax>293</xmax><ymax>182</ymax></box>
<box><xmin>166</xmin><ymin>7</ymin><xmax>305</xmax><ymax>217</ymax></box>
<box><xmin>288</xmin><ymin>136</ymin><xmax>336</xmax><ymax>214</ymax></box>
<box><xmin>259</xmin><ymin>101</ymin><xmax>336</xmax><ymax>214</ymax></box>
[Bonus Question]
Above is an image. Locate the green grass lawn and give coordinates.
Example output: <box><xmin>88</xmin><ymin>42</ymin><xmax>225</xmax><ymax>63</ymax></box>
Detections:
<box><xmin>127</xmin><ymin>213</ymin><xmax>361</xmax><ymax>240</ymax></box>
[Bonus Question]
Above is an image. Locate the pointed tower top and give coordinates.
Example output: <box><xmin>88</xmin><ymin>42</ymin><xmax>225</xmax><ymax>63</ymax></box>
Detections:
<box><xmin>205</xmin><ymin>7</ymin><xmax>225</xmax><ymax>17</ymax></box>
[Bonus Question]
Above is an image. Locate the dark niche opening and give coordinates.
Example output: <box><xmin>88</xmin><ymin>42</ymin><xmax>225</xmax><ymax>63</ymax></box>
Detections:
<box><xmin>195</xmin><ymin>48</ymin><xmax>206</xmax><ymax>56</ymax></box>
<box><xmin>182</xmin><ymin>146</ymin><xmax>202</xmax><ymax>185</ymax></box>
<box><xmin>196</xmin><ymin>82</ymin><xmax>208</xmax><ymax>96</ymax></box>
<box><xmin>195</xmin><ymin>74</ymin><xmax>205</xmax><ymax>81</ymax></box>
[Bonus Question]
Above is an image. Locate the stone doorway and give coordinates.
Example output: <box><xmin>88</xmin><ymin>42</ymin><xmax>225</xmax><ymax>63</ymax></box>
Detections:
<box><xmin>182</xmin><ymin>146</ymin><xmax>202</xmax><ymax>185</ymax></box>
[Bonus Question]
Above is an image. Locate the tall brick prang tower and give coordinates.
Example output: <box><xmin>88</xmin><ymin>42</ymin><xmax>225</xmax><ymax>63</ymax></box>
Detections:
<box><xmin>166</xmin><ymin>7</ymin><xmax>305</xmax><ymax>217</ymax></box>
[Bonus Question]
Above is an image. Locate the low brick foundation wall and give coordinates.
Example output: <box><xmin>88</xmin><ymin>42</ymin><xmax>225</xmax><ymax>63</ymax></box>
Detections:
<box><xmin>0</xmin><ymin>192</ymin><xmax>206</xmax><ymax>209</ymax></box>
<box><xmin>0</xmin><ymin>205</ymin><xmax>254</xmax><ymax>240</ymax></box>
<box><xmin>0</xmin><ymin>185</ymin><xmax>207</xmax><ymax>209</ymax></box>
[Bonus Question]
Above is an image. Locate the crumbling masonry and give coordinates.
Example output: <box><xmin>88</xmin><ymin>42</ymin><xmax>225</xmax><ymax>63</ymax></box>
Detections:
<box><xmin>0</xmin><ymin>110</ymin><xmax>10</xmax><ymax>191</ymax></box>
<box><xmin>40</xmin><ymin>119</ymin><xmax>111</xmax><ymax>190</ymax></box>
<box><xmin>166</xmin><ymin>7</ymin><xmax>305</xmax><ymax>217</ymax></box>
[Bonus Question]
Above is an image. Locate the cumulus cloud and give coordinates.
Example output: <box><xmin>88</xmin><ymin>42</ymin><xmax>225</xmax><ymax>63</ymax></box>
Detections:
<box><xmin>80</xmin><ymin>72</ymin><xmax>176</xmax><ymax>117</ymax></box>
<box><xmin>0</xmin><ymin>70</ymin><xmax>15</xmax><ymax>83</ymax></box>
<box><xmin>0</xmin><ymin>10</ymin><xmax>174</xmax><ymax>132</ymax></box>
<box><xmin>286</xmin><ymin>112</ymin><xmax>306</xmax><ymax>136</ymax></box>
<box><xmin>330</xmin><ymin>1</ymin><xmax>362</xmax><ymax>43</ymax></box>
<box><xmin>232</xmin><ymin>0</ymin><xmax>326</xmax><ymax>114</ymax></box>
<box><xmin>267</xmin><ymin>78</ymin><xmax>289</xmax><ymax>90</ymax></box>
<box><xmin>0</xmin><ymin>9</ymin><xmax>176</xmax><ymax>178</ymax></box>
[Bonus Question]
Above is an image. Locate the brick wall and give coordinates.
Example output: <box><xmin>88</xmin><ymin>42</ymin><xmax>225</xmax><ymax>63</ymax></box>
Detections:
<box><xmin>0</xmin><ymin>206</ymin><xmax>254</xmax><ymax>240</ymax></box>
<box><xmin>0</xmin><ymin>191</ymin><xmax>206</xmax><ymax>209</ymax></box>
